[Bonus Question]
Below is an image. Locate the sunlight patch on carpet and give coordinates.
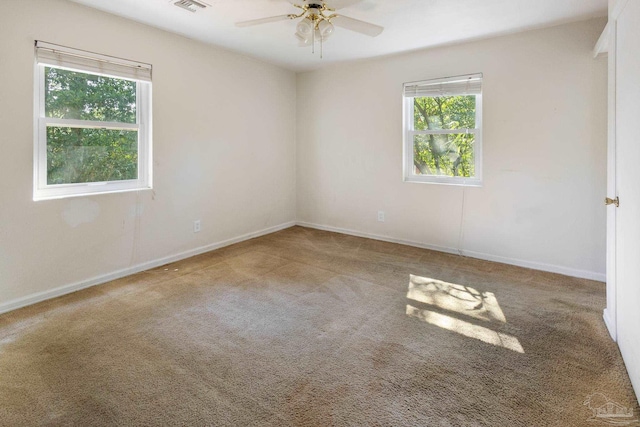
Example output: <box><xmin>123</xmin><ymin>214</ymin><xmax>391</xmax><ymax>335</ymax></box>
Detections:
<box><xmin>407</xmin><ymin>275</ymin><xmax>507</xmax><ymax>323</ymax></box>
<box><xmin>406</xmin><ymin>304</ymin><xmax>524</xmax><ymax>353</ymax></box>
<box><xmin>406</xmin><ymin>275</ymin><xmax>523</xmax><ymax>353</ymax></box>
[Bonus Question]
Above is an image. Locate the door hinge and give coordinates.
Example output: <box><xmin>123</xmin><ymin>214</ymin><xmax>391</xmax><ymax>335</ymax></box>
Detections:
<box><xmin>605</xmin><ymin>196</ymin><xmax>619</xmax><ymax>207</ymax></box>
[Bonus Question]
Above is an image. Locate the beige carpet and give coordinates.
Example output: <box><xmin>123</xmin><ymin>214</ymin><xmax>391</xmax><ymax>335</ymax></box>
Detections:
<box><xmin>0</xmin><ymin>226</ymin><xmax>637</xmax><ymax>426</ymax></box>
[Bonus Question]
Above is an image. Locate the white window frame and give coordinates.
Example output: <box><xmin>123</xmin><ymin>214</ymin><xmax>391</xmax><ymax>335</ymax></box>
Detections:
<box><xmin>403</xmin><ymin>74</ymin><xmax>483</xmax><ymax>186</ymax></box>
<box><xmin>33</xmin><ymin>42</ymin><xmax>153</xmax><ymax>201</ymax></box>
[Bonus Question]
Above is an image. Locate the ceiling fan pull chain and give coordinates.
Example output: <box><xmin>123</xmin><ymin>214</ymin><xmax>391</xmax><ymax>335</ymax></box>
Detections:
<box><xmin>312</xmin><ymin>22</ymin><xmax>316</xmax><ymax>54</ymax></box>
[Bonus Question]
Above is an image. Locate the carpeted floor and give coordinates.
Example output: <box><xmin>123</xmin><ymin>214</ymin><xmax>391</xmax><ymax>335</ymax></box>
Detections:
<box><xmin>0</xmin><ymin>226</ymin><xmax>638</xmax><ymax>426</ymax></box>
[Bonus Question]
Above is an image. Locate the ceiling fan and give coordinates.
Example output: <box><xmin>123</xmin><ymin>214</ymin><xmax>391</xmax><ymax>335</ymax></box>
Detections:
<box><xmin>235</xmin><ymin>0</ymin><xmax>383</xmax><ymax>57</ymax></box>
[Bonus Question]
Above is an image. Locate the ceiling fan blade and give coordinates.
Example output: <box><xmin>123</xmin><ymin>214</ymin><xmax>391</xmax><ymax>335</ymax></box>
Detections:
<box><xmin>284</xmin><ymin>0</ymin><xmax>307</xmax><ymax>7</ymax></box>
<box><xmin>235</xmin><ymin>15</ymin><xmax>293</xmax><ymax>27</ymax></box>
<box><xmin>326</xmin><ymin>0</ymin><xmax>363</xmax><ymax>10</ymax></box>
<box><xmin>331</xmin><ymin>15</ymin><xmax>383</xmax><ymax>37</ymax></box>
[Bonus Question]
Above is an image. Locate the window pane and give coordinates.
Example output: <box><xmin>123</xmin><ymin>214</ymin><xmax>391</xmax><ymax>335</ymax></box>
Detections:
<box><xmin>413</xmin><ymin>95</ymin><xmax>476</xmax><ymax>131</ymax></box>
<box><xmin>45</xmin><ymin>67</ymin><xmax>137</xmax><ymax>123</ymax></box>
<box><xmin>47</xmin><ymin>126</ymin><xmax>138</xmax><ymax>184</ymax></box>
<box><xmin>413</xmin><ymin>133</ymin><xmax>475</xmax><ymax>178</ymax></box>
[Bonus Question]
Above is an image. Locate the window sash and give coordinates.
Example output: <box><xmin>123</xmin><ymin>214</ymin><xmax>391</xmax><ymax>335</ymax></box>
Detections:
<box><xmin>409</xmin><ymin>129</ymin><xmax>478</xmax><ymax>136</ymax></box>
<box><xmin>403</xmin><ymin>90</ymin><xmax>483</xmax><ymax>186</ymax></box>
<box><xmin>34</xmin><ymin>62</ymin><xmax>152</xmax><ymax>200</ymax></box>
<box><xmin>42</xmin><ymin>117</ymin><xmax>139</xmax><ymax>131</ymax></box>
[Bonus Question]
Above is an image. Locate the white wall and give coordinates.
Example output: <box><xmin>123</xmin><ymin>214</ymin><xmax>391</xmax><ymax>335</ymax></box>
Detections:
<box><xmin>0</xmin><ymin>0</ymin><xmax>296</xmax><ymax>310</ymax></box>
<box><xmin>0</xmin><ymin>1</ymin><xmax>608</xmax><ymax>313</ymax></box>
<box><xmin>297</xmin><ymin>19</ymin><xmax>608</xmax><ymax>280</ymax></box>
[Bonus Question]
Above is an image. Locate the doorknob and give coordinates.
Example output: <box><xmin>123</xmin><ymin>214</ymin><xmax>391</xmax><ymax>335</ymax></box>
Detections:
<box><xmin>605</xmin><ymin>196</ymin><xmax>619</xmax><ymax>207</ymax></box>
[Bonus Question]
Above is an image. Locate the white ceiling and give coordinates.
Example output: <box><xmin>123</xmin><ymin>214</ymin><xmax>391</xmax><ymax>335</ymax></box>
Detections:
<box><xmin>68</xmin><ymin>0</ymin><xmax>608</xmax><ymax>72</ymax></box>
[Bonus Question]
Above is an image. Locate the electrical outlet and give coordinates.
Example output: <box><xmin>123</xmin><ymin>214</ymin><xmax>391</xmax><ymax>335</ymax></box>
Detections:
<box><xmin>377</xmin><ymin>211</ymin><xmax>385</xmax><ymax>222</ymax></box>
<box><xmin>193</xmin><ymin>220</ymin><xmax>201</xmax><ymax>233</ymax></box>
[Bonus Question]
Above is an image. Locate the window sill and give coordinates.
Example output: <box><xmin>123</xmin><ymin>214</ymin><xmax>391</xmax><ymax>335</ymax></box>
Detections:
<box><xmin>403</xmin><ymin>176</ymin><xmax>482</xmax><ymax>187</ymax></box>
<box><xmin>33</xmin><ymin>185</ymin><xmax>153</xmax><ymax>201</ymax></box>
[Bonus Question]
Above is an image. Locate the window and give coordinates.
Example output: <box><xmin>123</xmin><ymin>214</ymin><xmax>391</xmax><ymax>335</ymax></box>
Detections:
<box><xmin>403</xmin><ymin>73</ymin><xmax>482</xmax><ymax>186</ymax></box>
<box><xmin>34</xmin><ymin>41</ymin><xmax>152</xmax><ymax>200</ymax></box>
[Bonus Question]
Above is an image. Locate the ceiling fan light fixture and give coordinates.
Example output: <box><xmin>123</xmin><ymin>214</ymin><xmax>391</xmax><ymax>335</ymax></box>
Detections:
<box><xmin>296</xmin><ymin>18</ymin><xmax>314</xmax><ymax>38</ymax></box>
<box><xmin>317</xmin><ymin>20</ymin><xmax>334</xmax><ymax>40</ymax></box>
<box><xmin>295</xmin><ymin>32</ymin><xmax>310</xmax><ymax>45</ymax></box>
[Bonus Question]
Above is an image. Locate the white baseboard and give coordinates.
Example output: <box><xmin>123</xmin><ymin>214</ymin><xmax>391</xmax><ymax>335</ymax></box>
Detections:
<box><xmin>461</xmin><ymin>249</ymin><xmax>606</xmax><ymax>282</ymax></box>
<box><xmin>296</xmin><ymin>221</ymin><xmax>462</xmax><ymax>256</ymax></box>
<box><xmin>0</xmin><ymin>221</ymin><xmax>296</xmax><ymax>315</ymax></box>
<box><xmin>603</xmin><ymin>308</ymin><xmax>617</xmax><ymax>341</ymax></box>
<box><xmin>296</xmin><ymin>221</ymin><xmax>606</xmax><ymax>282</ymax></box>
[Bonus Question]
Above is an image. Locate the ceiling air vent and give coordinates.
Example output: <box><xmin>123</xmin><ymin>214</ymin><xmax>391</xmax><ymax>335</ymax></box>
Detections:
<box><xmin>173</xmin><ymin>0</ymin><xmax>208</xmax><ymax>13</ymax></box>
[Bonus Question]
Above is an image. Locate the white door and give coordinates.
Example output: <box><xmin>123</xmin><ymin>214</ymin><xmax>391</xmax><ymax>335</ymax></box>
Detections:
<box><xmin>604</xmin><ymin>18</ymin><xmax>618</xmax><ymax>341</ymax></box>
<box><xmin>614</xmin><ymin>0</ymin><xmax>640</xmax><ymax>397</ymax></box>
